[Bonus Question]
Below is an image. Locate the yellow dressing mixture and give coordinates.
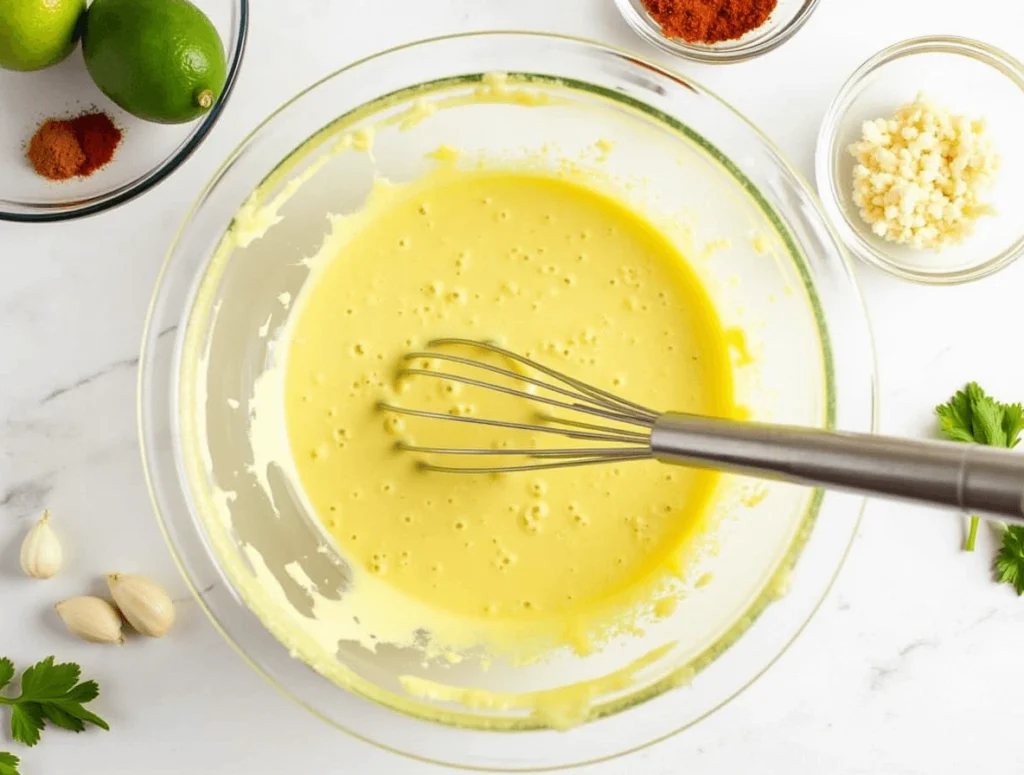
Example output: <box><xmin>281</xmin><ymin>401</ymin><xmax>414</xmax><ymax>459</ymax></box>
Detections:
<box><xmin>283</xmin><ymin>167</ymin><xmax>737</xmax><ymax>655</ymax></box>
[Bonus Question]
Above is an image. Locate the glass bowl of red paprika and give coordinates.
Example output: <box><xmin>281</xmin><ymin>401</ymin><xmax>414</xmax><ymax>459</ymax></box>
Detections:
<box><xmin>614</xmin><ymin>0</ymin><xmax>820</xmax><ymax>64</ymax></box>
<box><xmin>0</xmin><ymin>0</ymin><xmax>248</xmax><ymax>223</ymax></box>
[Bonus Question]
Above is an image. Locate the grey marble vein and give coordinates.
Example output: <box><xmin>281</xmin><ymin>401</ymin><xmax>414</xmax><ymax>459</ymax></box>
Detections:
<box><xmin>897</xmin><ymin>638</ymin><xmax>937</xmax><ymax>658</ymax></box>
<box><xmin>0</xmin><ymin>478</ymin><xmax>52</xmax><ymax>514</ymax></box>
<box><xmin>869</xmin><ymin>665</ymin><xmax>898</xmax><ymax>691</ymax></box>
<box><xmin>37</xmin><ymin>324</ymin><xmax>177</xmax><ymax>406</ymax></box>
<box><xmin>40</xmin><ymin>354</ymin><xmax>140</xmax><ymax>405</ymax></box>
<box><xmin>870</xmin><ymin>638</ymin><xmax>938</xmax><ymax>691</ymax></box>
<box><xmin>958</xmin><ymin>608</ymin><xmax>999</xmax><ymax>633</ymax></box>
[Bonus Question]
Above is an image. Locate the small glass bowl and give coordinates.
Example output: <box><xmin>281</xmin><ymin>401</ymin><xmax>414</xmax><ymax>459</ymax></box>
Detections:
<box><xmin>613</xmin><ymin>0</ymin><xmax>820</xmax><ymax>64</ymax></box>
<box><xmin>815</xmin><ymin>36</ymin><xmax>1024</xmax><ymax>284</ymax></box>
<box><xmin>0</xmin><ymin>0</ymin><xmax>248</xmax><ymax>223</ymax></box>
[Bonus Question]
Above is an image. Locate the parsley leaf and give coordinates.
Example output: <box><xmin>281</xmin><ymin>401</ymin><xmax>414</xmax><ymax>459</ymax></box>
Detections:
<box><xmin>0</xmin><ymin>657</ymin><xmax>108</xmax><ymax>748</ymax></box>
<box><xmin>0</xmin><ymin>752</ymin><xmax>20</xmax><ymax>775</ymax></box>
<box><xmin>995</xmin><ymin>526</ymin><xmax>1024</xmax><ymax>596</ymax></box>
<box><xmin>8</xmin><ymin>706</ymin><xmax>43</xmax><ymax>749</ymax></box>
<box><xmin>936</xmin><ymin>382</ymin><xmax>1024</xmax><ymax>449</ymax></box>
<box><xmin>936</xmin><ymin>382</ymin><xmax>1024</xmax><ymax>552</ymax></box>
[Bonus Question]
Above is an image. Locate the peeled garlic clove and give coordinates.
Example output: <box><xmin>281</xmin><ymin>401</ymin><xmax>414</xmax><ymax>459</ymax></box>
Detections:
<box><xmin>20</xmin><ymin>510</ymin><xmax>63</xmax><ymax>579</ymax></box>
<box><xmin>55</xmin><ymin>596</ymin><xmax>125</xmax><ymax>645</ymax></box>
<box><xmin>106</xmin><ymin>573</ymin><xmax>175</xmax><ymax>637</ymax></box>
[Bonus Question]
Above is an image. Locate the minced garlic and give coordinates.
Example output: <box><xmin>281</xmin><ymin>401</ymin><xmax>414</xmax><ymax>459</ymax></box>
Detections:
<box><xmin>848</xmin><ymin>94</ymin><xmax>999</xmax><ymax>249</ymax></box>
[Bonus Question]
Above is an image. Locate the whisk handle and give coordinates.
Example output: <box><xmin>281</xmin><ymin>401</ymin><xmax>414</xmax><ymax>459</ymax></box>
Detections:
<box><xmin>651</xmin><ymin>413</ymin><xmax>1024</xmax><ymax>524</ymax></box>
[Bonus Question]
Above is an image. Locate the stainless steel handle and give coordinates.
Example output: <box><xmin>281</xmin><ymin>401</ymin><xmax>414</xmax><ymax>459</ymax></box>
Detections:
<box><xmin>651</xmin><ymin>413</ymin><xmax>1024</xmax><ymax>525</ymax></box>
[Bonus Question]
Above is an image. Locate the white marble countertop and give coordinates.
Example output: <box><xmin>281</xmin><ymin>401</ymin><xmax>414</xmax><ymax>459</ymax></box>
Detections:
<box><xmin>2</xmin><ymin>1</ymin><xmax>1023</xmax><ymax>773</ymax></box>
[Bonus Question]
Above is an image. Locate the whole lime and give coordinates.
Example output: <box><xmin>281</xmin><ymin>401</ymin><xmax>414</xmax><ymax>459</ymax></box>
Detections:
<box><xmin>83</xmin><ymin>0</ymin><xmax>227</xmax><ymax>124</ymax></box>
<box><xmin>0</xmin><ymin>0</ymin><xmax>86</xmax><ymax>72</ymax></box>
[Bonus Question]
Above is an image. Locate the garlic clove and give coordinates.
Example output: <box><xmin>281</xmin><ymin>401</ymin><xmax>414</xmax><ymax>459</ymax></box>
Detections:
<box><xmin>20</xmin><ymin>510</ymin><xmax>64</xmax><ymax>579</ymax></box>
<box><xmin>55</xmin><ymin>596</ymin><xmax>125</xmax><ymax>645</ymax></box>
<box><xmin>106</xmin><ymin>573</ymin><xmax>176</xmax><ymax>638</ymax></box>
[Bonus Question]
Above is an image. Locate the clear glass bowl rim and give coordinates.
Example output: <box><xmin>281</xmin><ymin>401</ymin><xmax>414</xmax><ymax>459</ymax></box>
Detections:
<box><xmin>138</xmin><ymin>30</ymin><xmax>877</xmax><ymax>771</ymax></box>
<box><xmin>814</xmin><ymin>34</ymin><xmax>1024</xmax><ymax>285</ymax></box>
<box><xmin>0</xmin><ymin>0</ymin><xmax>250</xmax><ymax>224</ymax></box>
<box><xmin>613</xmin><ymin>0</ymin><xmax>822</xmax><ymax>64</ymax></box>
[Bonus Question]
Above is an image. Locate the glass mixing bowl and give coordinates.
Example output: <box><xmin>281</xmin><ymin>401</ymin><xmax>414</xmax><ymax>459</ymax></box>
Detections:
<box><xmin>139</xmin><ymin>32</ymin><xmax>876</xmax><ymax>771</ymax></box>
<box><xmin>0</xmin><ymin>0</ymin><xmax>248</xmax><ymax>223</ymax></box>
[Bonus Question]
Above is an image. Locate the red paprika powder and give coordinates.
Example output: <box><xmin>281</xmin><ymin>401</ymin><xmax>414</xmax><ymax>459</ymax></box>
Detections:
<box><xmin>641</xmin><ymin>0</ymin><xmax>779</xmax><ymax>44</ymax></box>
<box><xmin>26</xmin><ymin>110</ymin><xmax>122</xmax><ymax>181</ymax></box>
<box><xmin>70</xmin><ymin>112</ymin><xmax>122</xmax><ymax>177</ymax></box>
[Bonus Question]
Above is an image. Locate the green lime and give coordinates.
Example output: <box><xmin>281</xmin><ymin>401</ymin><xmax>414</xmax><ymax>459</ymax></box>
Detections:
<box><xmin>0</xmin><ymin>0</ymin><xmax>86</xmax><ymax>72</ymax></box>
<box><xmin>83</xmin><ymin>0</ymin><xmax>227</xmax><ymax>124</ymax></box>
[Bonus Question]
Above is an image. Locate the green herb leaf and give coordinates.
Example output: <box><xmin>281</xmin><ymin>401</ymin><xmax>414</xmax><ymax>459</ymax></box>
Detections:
<box><xmin>936</xmin><ymin>384</ymin><xmax>979</xmax><ymax>443</ymax></box>
<box><xmin>0</xmin><ymin>751</ymin><xmax>21</xmax><ymax>775</ymax></box>
<box><xmin>995</xmin><ymin>526</ymin><xmax>1024</xmax><ymax>596</ymax></box>
<box><xmin>63</xmin><ymin>680</ymin><xmax>99</xmax><ymax>705</ymax></box>
<box><xmin>39</xmin><ymin>703</ymin><xmax>86</xmax><ymax>733</ymax></box>
<box><xmin>50</xmin><ymin>702</ymin><xmax>108</xmax><ymax>732</ymax></box>
<box><xmin>936</xmin><ymin>382</ymin><xmax>1024</xmax><ymax>448</ymax></box>
<box><xmin>1004</xmin><ymin>405</ymin><xmax>1024</xmax><ymax>449</ymax></box>
<box><xmin>9</xmin><ymin>704</ymin><xmax>43</xmax><ymax>748</ymax></box>
<box><xmin>0</xmin><ymin>657</ymin><xmax>108</xmax><ymax>748</ymax></box>
<box><xmin>17</xmin><ymin>658</ymin><xmax>79</xmax><ymax>704</ymax></box>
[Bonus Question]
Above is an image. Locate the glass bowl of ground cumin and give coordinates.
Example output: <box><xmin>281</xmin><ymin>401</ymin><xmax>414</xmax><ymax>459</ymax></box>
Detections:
<box><xmin>615</xmin><ymin>0</ymin><xmax>820</xmax><ymax>63</ymax></box>
<box><xmin>0</xmin><ymin>0</ymin><xmax>248</xmax><ymax>223</ymax></box>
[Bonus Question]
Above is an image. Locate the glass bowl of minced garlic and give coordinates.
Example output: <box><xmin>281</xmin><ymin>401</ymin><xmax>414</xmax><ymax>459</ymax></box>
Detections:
<box><xmin>816</xmin><ymin>36</ymin><xmax>1024</xmax><ymax>284</ymax></box>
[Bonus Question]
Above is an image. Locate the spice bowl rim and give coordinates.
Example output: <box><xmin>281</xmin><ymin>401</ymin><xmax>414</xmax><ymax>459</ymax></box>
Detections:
<box><xmin>612</xmin><ymin>0</ymin><xmax>822</xmax><ymax>64</ymax></box>
<box><xmin>0</xmin><ymin>0</ymin><xmax>249</xmax><ymax>224</ymax></box>
<box><xmin>814</xmin><ymin>34</ymin><xmax>1024</xmax><ymax>285</ymax></box>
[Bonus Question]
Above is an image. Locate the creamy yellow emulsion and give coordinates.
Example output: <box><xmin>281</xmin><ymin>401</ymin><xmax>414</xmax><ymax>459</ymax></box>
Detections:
<box><xmin>284</xmin><ymin>168</ymin><xmax>736</xmax><ymax>654</ymax></box>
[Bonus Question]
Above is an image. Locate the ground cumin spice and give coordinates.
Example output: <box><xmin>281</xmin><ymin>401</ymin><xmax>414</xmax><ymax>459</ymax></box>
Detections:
<box><xmin>27</xmin><ymin>120</ymin><xmax>85</xmax><ymax>181</ymax></box>
<box><xmin>641</xmin><ymin>0</ymin><xmax>779</xmax><ymax>44</ymax></box>
<box><xmin>26</xmin><ymin>111</ymin><xmax>122</xmax><ymax>181</ymax></box>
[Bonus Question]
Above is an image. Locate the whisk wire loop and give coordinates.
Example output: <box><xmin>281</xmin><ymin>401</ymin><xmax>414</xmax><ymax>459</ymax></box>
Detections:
<box><xmin>422</xmin><ymin>338</ymin><xmax>659</xmax><ymax>422</ymax></box>
<box><xmin>381</xmin><ymin>339</ymin><xmax>661</xmax><ymax>473</ymax></box>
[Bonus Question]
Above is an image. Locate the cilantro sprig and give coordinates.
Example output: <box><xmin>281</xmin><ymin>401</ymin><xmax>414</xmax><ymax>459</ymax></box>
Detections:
<box><xmin>936</xmin><ymin>382</ymin><xmax>1024</xmax><ymax>594</ymax></box>
<box><xmin>995</xmin><ymin>523</ymin><xmax>1024</xmax><ymax>596</ymax></box>
<box><xmin>0</xmin><ymin>657</ymin><xmax>108</xmax><ymax>749</ymax></box>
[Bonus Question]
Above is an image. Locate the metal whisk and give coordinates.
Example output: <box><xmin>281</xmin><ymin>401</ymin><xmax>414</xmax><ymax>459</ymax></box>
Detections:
<box><xmin>380</xmin><ymin>338</ymin><xmax>1024</xmax><ymax>524</ymax></box>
